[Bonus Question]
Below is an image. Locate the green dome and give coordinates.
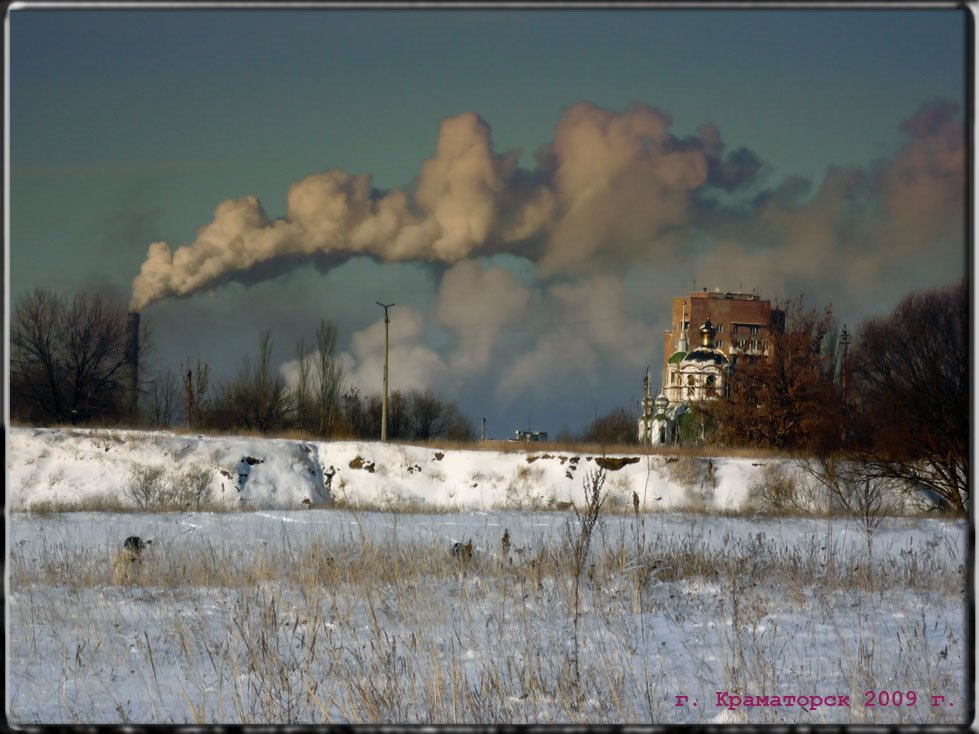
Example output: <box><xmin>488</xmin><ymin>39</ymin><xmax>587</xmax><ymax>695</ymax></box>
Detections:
<box><xmin>668</xmin><ymin>351</ymin><xmax>687</xmax><ymax>364</ymax></box>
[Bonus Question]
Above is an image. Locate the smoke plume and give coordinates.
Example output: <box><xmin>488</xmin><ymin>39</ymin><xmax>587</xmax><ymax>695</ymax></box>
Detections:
<box><xmin>130</xmin><ymin>102</ymin><xmax>758</xmax><ymax>310</ymax></box>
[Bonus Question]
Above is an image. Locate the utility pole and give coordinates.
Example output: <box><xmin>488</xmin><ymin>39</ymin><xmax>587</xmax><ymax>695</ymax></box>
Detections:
<box><xmin>376</xmin><ymin>301</ymin><xmax>395</xmax><ymax>442</ymax></box>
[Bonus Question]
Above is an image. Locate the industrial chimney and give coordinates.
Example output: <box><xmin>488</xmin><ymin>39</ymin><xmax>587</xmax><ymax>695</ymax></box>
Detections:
<box><xmin>125</xmin><ymin>312</ymin><xmax>140</xmax><ymax>424</ymax></box>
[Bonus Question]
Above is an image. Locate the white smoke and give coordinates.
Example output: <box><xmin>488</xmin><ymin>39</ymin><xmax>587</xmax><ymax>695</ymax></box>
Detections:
<box><xmin>339</xmin><ymin>307</ymin><xmax>450</xmax><ymax>396</ymax></box>
<box><xmin>434</xmin><ymin>260</ymin><xmax>532</xmax><ymax>373</ymax></box>
<box><xmin>130</xmin><ymin>103</ymin><xmax>724</xmax><ymax>310</ymax></box>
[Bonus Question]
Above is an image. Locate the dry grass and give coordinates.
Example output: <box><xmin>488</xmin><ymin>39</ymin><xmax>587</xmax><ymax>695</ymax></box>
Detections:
<box><xmin>8</xmin><ymin>505</ymin><xmax>966</xmax><ymax>726</ymax></box>
<box><xmin>22</xmin><ymin>494</ymin><xmax>135</xmax><ymax>514</ymax></box>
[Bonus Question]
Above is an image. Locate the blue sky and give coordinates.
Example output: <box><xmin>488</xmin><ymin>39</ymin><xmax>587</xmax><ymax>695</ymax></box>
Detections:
<box><xmin>7</xmin><ymin>6</ymin><xmax>969</xmax><ymax>437</ymax></box>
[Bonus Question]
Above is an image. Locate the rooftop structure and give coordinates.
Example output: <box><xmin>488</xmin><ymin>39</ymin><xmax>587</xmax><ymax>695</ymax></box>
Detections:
<box><xmin>662</xmin><ymin>288</ymin><xmax>784</xmax><ymax>392</ymax></box>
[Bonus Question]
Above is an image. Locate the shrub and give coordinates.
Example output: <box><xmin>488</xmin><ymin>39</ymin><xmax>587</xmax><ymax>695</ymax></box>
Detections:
<box><xmin>172</xmin><ymin>464</ymin><xmax>215</xmax><ymax>510</ymax></box>
<box><xmin>125</xmin><ymin>464</ymin><xmax>173</xmax><ymax>509</ymax></box>
<box><xmin>747</xmin><ymin>462</ymin><xmax>803</xmax><ymax>514</ymax></box>
<box><xmin>667</xmin><ymin>456</ymin><xmax>703</xmax><ymax>489</ymax></box>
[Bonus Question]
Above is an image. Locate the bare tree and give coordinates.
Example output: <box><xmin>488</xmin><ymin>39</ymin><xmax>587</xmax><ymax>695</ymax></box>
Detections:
<box><xmin>338</xmin><ymin>386</ymin><xmax>474</xmax><ymax>442</ymax></box>
<box><xmin>313</xmin><ymin>321</ymin><xmax>345</xmax><ymax>437</ymax></box>
<box><xmin>147</xmin><ymin>369</ymin><xmax>180</xmax><ymax>428</ymax></box>
<box><xmin>214</xmin><ymin>332</ymin><xmax>290</xmax><ymax>434</ymax></box>
<box><xmin>581</xmin><ymin>406</ymin><xmax>640</xmax><ymax>446</ymax></box>
<box><xmin>386</xmin><ymin>389</ymin><xmax>407</xmax><ymax>440</ymax></box>
<box><xmin>442</xmin><ymin>402</ymin><xmax>477</xmax><ymax>442</ymax></box>
<box><xmin>340</xmin><ymin>387</ymin><xmax>380</xmax><ymax>439</ymax></box>
<box><xmin>407</xmin><ymin>389</ymin><xmax>445</xmax><ymax>440</ymax></box>
<box><xmin>848</xmin><ymin>279</ymin><xmax>968</xmax><ymax>514</ymax></box>
<box><xmin>183</xmin><ymin>358</ymin><xmax>210</xmax><ymax>430</ymax></box>
<box><xmin>11</xmin><ymin>288</ymin><xmax>133</xmax><ymax>424</ymax></box>
<box><xmin>800</xmin><ymin>457</ymin><xmax>895</xmax><ymax>557</ymax></box>
<box><xmin>11</xmin><ymin>289</ymin><xmax>66</xmax><ymax>421</ymax></box>
<box><xmin>292</xmin><ymin>337</ymin><xmax>314</xmax><ymax>431</ymax></box>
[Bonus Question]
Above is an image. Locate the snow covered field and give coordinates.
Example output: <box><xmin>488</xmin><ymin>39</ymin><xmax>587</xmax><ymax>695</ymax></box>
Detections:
<box><xmin>6</xmin><ymin>428</ymin><xmax>971</xmax><ymax>725</ymax></box>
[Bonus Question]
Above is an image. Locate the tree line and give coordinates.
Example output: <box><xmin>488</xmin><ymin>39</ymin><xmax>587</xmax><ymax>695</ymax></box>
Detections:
<box><xmin>10</xmin><ymin>279</ymin><xmax>968</xmax><ymax>512</ymax></box>
<box><xmin>10</xmin><ymin>289</ymin><xmax>475</xmax><ymax>443</ymax></box>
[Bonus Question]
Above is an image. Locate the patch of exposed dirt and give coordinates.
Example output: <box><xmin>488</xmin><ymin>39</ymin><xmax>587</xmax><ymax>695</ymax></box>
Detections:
<box><xmin>526</xmin><ymin>453</ymin><xmax>554</xmax><ymax>464</ymax></box>
<box><xmin>594</xmin><ymin>456</ymin><xmax>640</xmax><ymax>471</ymax></box>
<box><xmin>349</xmin><ymin>456</ymin><xmax>376</xmax><ymax>473</ymax></box>
<box><xmin>433</xmin><ymin>452</ymin><xmax>445</xmax><ymax>461</ymax></box>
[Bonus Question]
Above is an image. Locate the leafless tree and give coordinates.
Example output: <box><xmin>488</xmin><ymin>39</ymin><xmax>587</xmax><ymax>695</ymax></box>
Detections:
<box><xmin>338</xmin><ymin>386</ymin><xmax>474</xmax><ymax>441</ymax></box>
<box><xmin>848</xmin><ymin>279</ymin><xmax>968</xmax><ymax>514</ymax></box>
<box><xmin>407</xmin><ymin>389</ymin><xmax>446</xmax><ymax>440</ymax></box>
<box><xmin>313</xmin><ymin>321</ymin><xmax>345</xmax><ymax>436</ymax></box>
<box><xmin>292</xmin><ymin>337</ymin><xmax>314</xmax><ymax>431</ymax></box>
<box><xmin>11</xmin><ymin>288</ymin><xmax>133</xmax><ymax>424</ymax></box>
<box><xmin>800</xmin><ymin>457</ymin><xmax>896</xmax><ymax>557</ymax></box>
<box><xmin>441</xmin><ymin>402</ymin><xmax>477</xmax><ymax>442</ymax></box>
<box><xmin>581</xmin><ymin>406</ymin><xmax>640</xmax><ymax>446</ymax></box>
<box><xmin>147</xmin><ymin>369</ymin><xmax>180</xmax><ymax>428</ymax></box>
<box><xmin>183</xmin><ymin>358</ymin><xmax>210</xmax><ymax>430</ymax></box>
<box><xmin>214</xmin><ymin>332</ymin><xmax>290</xmax><ymax>434</ymax></box>
<box><xmin>340</xmin><ymin>387</ymin><xmax>380</xmax><ymax>439</ymax></box>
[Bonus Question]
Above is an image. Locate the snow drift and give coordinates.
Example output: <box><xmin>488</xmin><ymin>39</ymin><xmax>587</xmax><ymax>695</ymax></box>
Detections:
<box><xmin>8</xmin><ymin>427</ymin><xmax>785</xmax><ymax>512</ymax></box>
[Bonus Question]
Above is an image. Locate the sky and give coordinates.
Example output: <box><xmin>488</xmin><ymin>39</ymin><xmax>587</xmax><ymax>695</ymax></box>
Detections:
<box><xmin>6</xmin><ymin>6</ymin><xmax>969</xmax><ymax>438</ymax></box>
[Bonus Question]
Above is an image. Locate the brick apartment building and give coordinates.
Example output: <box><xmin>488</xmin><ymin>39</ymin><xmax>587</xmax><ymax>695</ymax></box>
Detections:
<box><xmin>662</xmin><ymin>289</ymin><xmax>785</xmax><ymax>390</ymax></box>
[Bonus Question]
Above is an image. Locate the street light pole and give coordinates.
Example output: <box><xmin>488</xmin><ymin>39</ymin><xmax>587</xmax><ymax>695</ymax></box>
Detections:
<box><xmin>376</xmin><ymin>302</ymin><xmax>395</xmax><ymax>441</ymax></box>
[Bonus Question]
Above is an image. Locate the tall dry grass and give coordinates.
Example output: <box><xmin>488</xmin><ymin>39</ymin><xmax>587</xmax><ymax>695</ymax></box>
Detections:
<box><xmin>8</xmin><ymin>499</ymin><xmax>966</xmax><ymax>725</ymax></box>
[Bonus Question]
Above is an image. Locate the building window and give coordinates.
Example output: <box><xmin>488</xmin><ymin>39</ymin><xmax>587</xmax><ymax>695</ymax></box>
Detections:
<box><xmin>687</xmin><ymin>375</ymin><xmax>695</xmax><ymax>386</ymax></box>
<box><xmin>717</xmin><ymin>339</ymin><xmax>723</xmax><ymax>347</ymax></box>
<box><xmin>706</xmin><ymin>374</ymin><xmax>715</xmax><ymax>386</ymax></box>
<box><xmin>750</xmin><ymin>326</ymin><xmax>760</xmax><ymax>335</ymax></box>
<box><xmin>718</xmin><ymin>324</ymin><xmax>724</xmax><ymax>333</ymax></box>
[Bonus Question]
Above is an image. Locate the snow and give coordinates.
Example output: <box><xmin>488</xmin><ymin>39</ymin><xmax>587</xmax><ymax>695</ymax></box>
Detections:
<box><xmin>5</xmin><ymin>427</ymin><xmax>970</xmax><ymax>725</ymax></box>
<box><xmin>8</xmin><ymin>427</ymin><xmax>799</xmax><ymax>512</ymax></box>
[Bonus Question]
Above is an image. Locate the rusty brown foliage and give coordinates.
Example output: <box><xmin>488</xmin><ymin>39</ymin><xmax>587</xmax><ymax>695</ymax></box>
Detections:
<box><xmin>708</xmin><ymin>297</ymin><xmax>841</xmax><ymax>452</ymax></box>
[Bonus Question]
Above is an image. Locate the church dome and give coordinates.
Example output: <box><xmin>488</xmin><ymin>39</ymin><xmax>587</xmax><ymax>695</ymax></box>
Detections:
<box><xmin>681</xmin><ymin>317</ymin><xmax>728</xmax><ymax>366</ymax></box>
<box><xmin>681</xmin><ymin>347</ymin><xmax>729</xmax><ymax>366</ymax></box>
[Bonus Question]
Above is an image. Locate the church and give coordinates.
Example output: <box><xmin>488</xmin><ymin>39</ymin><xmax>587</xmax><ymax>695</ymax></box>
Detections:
<box><xmin>639</xmin><ymin>289</ymin><xmax>781</xmax><ymax>445</ymax></box>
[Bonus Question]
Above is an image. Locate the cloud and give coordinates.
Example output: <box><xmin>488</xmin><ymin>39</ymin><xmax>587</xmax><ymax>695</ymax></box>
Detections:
<box><xmin>340</xmin><ymin>307</ymin><xmax>450</xmax><ymax>396</ymax></box>
<box><xmin>537</xmin><ymin>102</ymin><xmax>709</xmax><ymax>274</ymax></box>
<box><xmin>691</xmin><ymin>99</ymin><xmax>965</xmax><ymax>304</ymax></box>
<box><xmin>496</xmin><ymin>274</ymin><xmax>657</xmax><ymax>402</ymax></box>
<box><xmin>434</xmin><ymin>260</ymin><xmax>532</xmax><ymax>373</ymax></box>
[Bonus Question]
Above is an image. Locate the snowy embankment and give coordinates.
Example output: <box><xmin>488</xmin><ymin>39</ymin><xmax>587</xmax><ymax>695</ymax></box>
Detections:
<box><xmin>8</xmin><ymin>426</ymin><xmax>779</xmax><ymax>512</ymax></box>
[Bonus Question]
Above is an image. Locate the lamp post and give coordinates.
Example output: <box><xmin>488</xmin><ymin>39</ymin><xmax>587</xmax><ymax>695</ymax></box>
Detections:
<box><xmin>376</xmin><ymin>301</ymin><xmax>395</xmax><ymax>441</ymax></box>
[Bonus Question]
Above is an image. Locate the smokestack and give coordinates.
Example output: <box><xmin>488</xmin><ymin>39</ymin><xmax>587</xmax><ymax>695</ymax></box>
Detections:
<box><xmin>125</xmin><ymin>312</ymin><xmax>140</xmax><ymax>424</ymax></box>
